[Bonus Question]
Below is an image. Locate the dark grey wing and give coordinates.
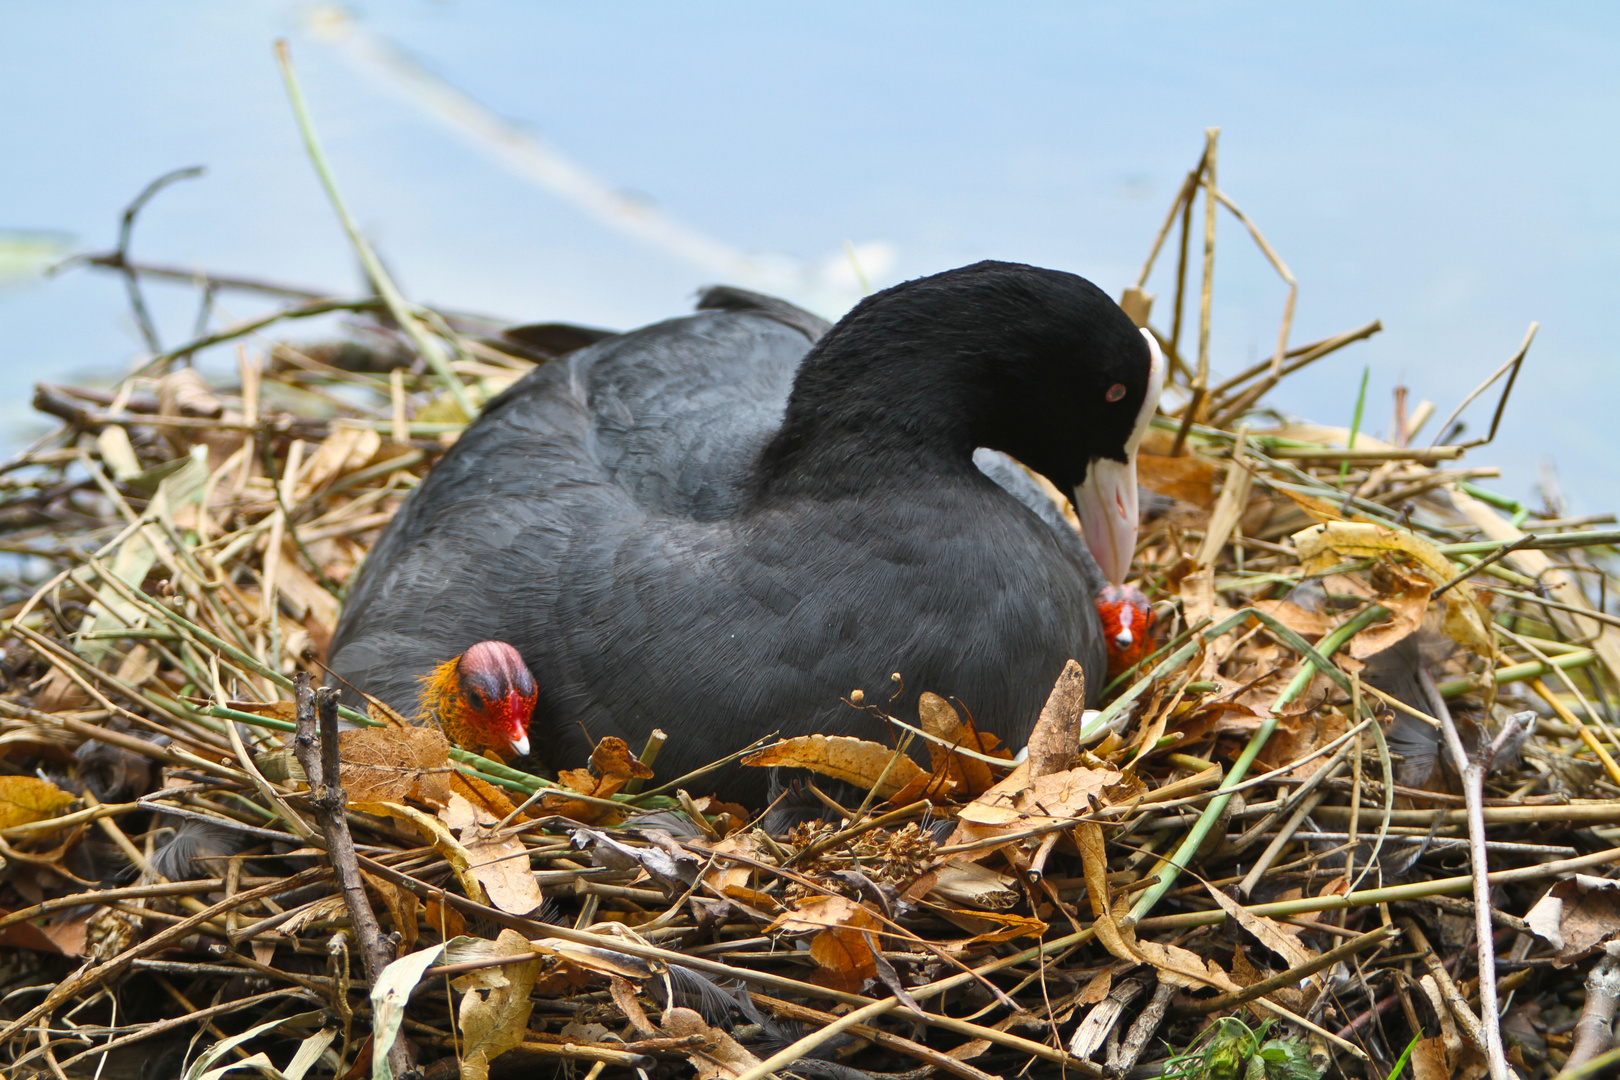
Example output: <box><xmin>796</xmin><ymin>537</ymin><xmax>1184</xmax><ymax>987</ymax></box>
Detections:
<box><xmin>329</xmin><ymin>350</ymin><xmax>621</xmax><ymax>713</ymax></box>
<box><xmin>581</xmin><ymin>313</ymin><xmax>810</xmax><ymax>519</ymax></box>
<box><xmin>499</xmin><ymin>322</ymin><xmax>620</xmax><ymax>359</ymax></box>
<box><xmin>329</xmin><ymin>308</ymin><xmax>816</xmax><ymax>715</ymax></box>
<box><xmin>695</xmin><ymin>285</ymin><xmax>832</xmax><ymax>343</ymax></box>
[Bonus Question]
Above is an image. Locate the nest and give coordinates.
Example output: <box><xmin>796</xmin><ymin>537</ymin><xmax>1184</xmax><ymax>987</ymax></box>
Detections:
<box><xmin>3</xmin><ymin>133</ymin><xmax>1620</xmax><ymax>1080</ymax></box>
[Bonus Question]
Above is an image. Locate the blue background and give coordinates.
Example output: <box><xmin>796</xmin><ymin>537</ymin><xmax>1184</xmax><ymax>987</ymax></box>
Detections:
<box><xmin>3</xmin><ymin>3</ymin><xmax>1616</xmax><ymax>509</ymax></box>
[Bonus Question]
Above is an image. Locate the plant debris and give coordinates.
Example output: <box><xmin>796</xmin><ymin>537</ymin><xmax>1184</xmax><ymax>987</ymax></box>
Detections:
<box><xmin>3</xmin><ymin>127</ymin><xmax>1620</xmax><ymax>1080</ymax></box>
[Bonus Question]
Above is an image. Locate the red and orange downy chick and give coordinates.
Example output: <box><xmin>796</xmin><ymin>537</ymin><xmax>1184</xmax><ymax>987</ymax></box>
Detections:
<box><xmin>418</xmin><ymin>641</ymin><xmax>537</xmax><ymax>761</ymax></box>
<box><xmin>1096</xmin><ymin>584</ymin><xmax>1155</xmax><ymax>679</ymax></box>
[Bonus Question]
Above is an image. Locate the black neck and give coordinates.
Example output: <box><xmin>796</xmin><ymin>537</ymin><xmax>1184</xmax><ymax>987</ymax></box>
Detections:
<box><xmin>747</xmin><ymin>261</ymin><xmax>1147</xmax><ymax>507</ymax></box>
<box><xmin>752</xmin><ymin>335</ymin><xmax>982</xmax><ymax>501</ymax></box>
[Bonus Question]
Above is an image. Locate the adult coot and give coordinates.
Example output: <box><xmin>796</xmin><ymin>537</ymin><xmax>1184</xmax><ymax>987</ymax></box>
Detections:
<box><xmin>330</xmin><ymin>262</ymin><xmax>1164</xmax><ymax>800</ymax></box>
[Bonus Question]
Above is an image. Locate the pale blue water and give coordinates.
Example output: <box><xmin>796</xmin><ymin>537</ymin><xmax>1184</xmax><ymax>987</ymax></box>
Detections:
<box><xmin>2</xmin><ymin>2</ymin><xmax>1617</xmax><ymax>510</ymax></box>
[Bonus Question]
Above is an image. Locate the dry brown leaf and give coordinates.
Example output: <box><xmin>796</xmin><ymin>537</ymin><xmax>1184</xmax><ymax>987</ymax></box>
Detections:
<box><xmin>609</xmin><ymin>974</ymin><xmax>657</xmax><ymax>1037</ymax></box>
<box><xmin>1136</xmin><ymin>437</ymin><xmax>1218</xmax><ymax>509</ymax></box>
<box><xmin>807</xmin><ymin>917</ymin><xmax>880</xmax><ymax>993</ymax></box>
<box><xmin>1525</xmin><ymin>874</ymin><xmax>1620</xmax><ymax>964</ymax></box>
<box><xmin>452</xmin><ymin>928</ymin><xmax>541</xmax><ymax>1080</ymax></box>
<box><xmin>32</xmin><ymin>667</ymin><xmax>90</xmax><ymax>713</ymax></box>
<box><xmin>273</xmin><ymin>548</ymin><xmax>340</xmax><ymax>633</ymax></box>
<box><xmin>741</xmin><ymin>734</ymin><xmax>929</xmax><ymax>801</ymax></box>
<box><xmin>687</xmin><ymin>795</ymin><xmax>749</xmax><ymax>836</ymax></box>
<box><xmin>1255</xmin><ymin>707</ymin><xmax>1350</xmax><ymax>780</ymax></box>
<box><xmin>424</xmin><ymin>896</ymin><xmax>466</xmax><ymax>940</ymax></box>
<box><xmin>366</xmin><ymin>693</ymin><xmax>415</xmax><ymax>729</ymax></box>
<box><xmin>1200</xmin><ymin>883</ymin><xmax>1314</xmax><ymax>970</ymax></box>
<box><xmin>583</xmin><ymin>736</ymin><xmax>656</xmax><ymax>789</ymax></box>
<box><xmin>0</xmin><ymin>909</ymin><xmax>73</xmax><ymax>953</ymax></box>
<box><xmin>661</xmin><ymin>1007</ymin><xmax>765</xmax><ymax>1079</ymax></box>
<box><xmin>1250</xmin><ymin>599</ymin><xmax>1333</xmax><ymax>639</ymax></box>
<box><xmin>1346</xmin><ymin>560</ymin><xmax>1433</xmax><ymax>659</ymax></box>
<box><xmin>272</xmin><ymin>893</ymin><xmax>350</xmax><ymax>937</ymax></box>
<box><xmin>770</xmin><ymin>894</ymin><xmax>870</xmax><ymax>935</ymax></box>
<box><xmin>1025</xmin><ymin>659</ymin><xmax>1087</xmax><ymax>779</ymax></box>
<box><xmin>297</xmin><ymin>424</ymin><xmax>384</xmax><ymax>498</ymax></box>
<box><xmin>946</xmin><ymin>762</ymin><xmax>1122</xmax><ymax>854</ymax></box>
<box><xmin>771</xmin><ymin>895</ymin><xmax>883</xmax><ymax>992</ymax></box>
<box><xmin>529</xmin><ymin>936</ymin><xmax>659</xmax><ymax>980</ymax></box>
<box><xmin>700</xmin><ymin>831</ymin><xmax>763</xmax><ymax>898</ymax></box>
<box><xmin>440</xmin><ymin>792</ymin><xmax>544</xmax><ymax>916</ymax></box>
<box><xmin>1273</xmin><ymin>484</ymin><xmax>1348</xmax><ymax>526</ymax></box>
<box><xmin>338</xmin><ymin>725</ymin><xmax>452</xmax><ymax>806</ymax></box>
<box><xmin>927</xmin><ymin>905</ymin><xmax>1048</xmax><ymax>944</ymax></box>
<box><xmin>1179</xmin><ymin>565</ymin><xmax>1236</xmax><ymax>679</ymax></box>
<box><xmin>0</xmin><ymin>775</ymin><xmax>75</xmax><ymax>829</ymax></box>
<box><xmin>112</xmin><ymin>645</ymin><xmax>158</xmax><ymax>689</ymax></box>
<box><xmin>212</xmin><ymin>698</ymin><xmax>300</xmax><ymax>723</ymax></box>
<box><xmin>448</xmin><ymin>770</ymin><xmax>525</xmax><ymax>823</ymax></box>
<box><xmin>1077</xmin><ymin>966</ymin><xmax>1116</xmax><ymax>1006</ymax></box>
<box><xmin>363</xmin><ymin>871</ymin><xmax>420</xmax><ymax>953</ymax></box>
<box><xmin>919</xmin><ymin>693</ymin><xmax>996</xmax><ymax>796</ymax></box>
<box><xmin>540</xmin><ymin>736</ymin><xmax>654</xmax><ymax>823</ymax></box>
<box><xmin>1077</xmin><ymin>821</ymin><xmax>1238</xmax><ymax>992</ymax></box>
<box><xmin>354</xmin><ymin>799</ymin><xmax>489</xmax><ymax>907</ymax></box>
<box><xmin>925</xmin><ymin>860</ymin><xmax>1020</xmax><ymax>911</ymax></box>
<box><xmin>1410</xmin><ymin>1034</ymin><xmax>1489</xmax><ymax>1080</ymax></box>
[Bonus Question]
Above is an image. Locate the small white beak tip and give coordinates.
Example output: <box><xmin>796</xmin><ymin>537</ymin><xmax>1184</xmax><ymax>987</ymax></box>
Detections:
<box><xmin>512</xmin><ymin>732</ymin><xmax>531</xmax><ymax>757</ymax></box>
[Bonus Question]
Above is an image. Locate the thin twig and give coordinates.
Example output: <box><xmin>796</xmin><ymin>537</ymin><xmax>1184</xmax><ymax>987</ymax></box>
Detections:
<box><xmin>291</xmin><ymin>673</ymin><xmax>412</xmax><ymax>1078</ymax></box>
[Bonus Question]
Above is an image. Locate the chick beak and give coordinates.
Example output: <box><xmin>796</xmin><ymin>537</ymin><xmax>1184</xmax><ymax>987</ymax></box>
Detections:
<box><xmin>505</xmin><ymin>692</ymin><xmax>533</xmax><ymax>757</ymax></box>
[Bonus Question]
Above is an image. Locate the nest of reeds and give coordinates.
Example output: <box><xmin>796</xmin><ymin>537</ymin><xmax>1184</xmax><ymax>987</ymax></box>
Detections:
<box><xmin>4</xmin><ymin>129</ymin><xmax>1620</xmax><ymax>1080</ymax></box>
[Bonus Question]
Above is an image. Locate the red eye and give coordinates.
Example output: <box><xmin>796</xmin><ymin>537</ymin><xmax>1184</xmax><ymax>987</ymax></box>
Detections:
<box><xmin>1105</xmin><ymin>383</ymin><xmax>1127</xmax><ymax>402</ymax></box>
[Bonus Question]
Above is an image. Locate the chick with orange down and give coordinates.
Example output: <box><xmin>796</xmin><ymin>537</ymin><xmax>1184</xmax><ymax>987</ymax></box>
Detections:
<box><xmin>416</xmin><ymin>640</ymin><xmax>536</xmax><ymax>761</ymax></box>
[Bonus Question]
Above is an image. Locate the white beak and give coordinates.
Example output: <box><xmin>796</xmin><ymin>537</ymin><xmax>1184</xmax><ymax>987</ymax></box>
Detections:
<box><xmin>511</xmin><ymin>731</ymin><xmax>531</xmax><ymax>757</ymax></box>
<box><xmin>1072</xmin><ymin>330</ymin><xmax>1165</xmax><ymax>586</ymax></box>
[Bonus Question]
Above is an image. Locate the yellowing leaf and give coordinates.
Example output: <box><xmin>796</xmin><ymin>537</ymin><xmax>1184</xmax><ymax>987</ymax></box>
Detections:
<box><xmin>1292</xmin><ymin>521</ymin><xmax>1492</xmax><ymax>654</ymax></box>
<box><xmin>452</xmin><ymin>929</ymin><xmax>541</xmax><ymax>1080</ymax></box>
<box><xmin>742</xmin><ymin>734</ymin><xmax>929</xmax><ymax>801</ymax></box>
<box><xmin>353</xmin><ymin>800</ymin><xmax>485</xmax><ymax>906</ymax></box>
<box><xmin>0</xmin><ymin>775</ymin><xmax>75</xmax><ymax>829</ymax></box>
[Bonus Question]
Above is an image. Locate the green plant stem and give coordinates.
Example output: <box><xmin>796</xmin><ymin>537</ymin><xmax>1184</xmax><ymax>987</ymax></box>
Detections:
<box><xmin>1338</xmin><ymin>365</ymin><xmax>1370</xmax><ymax>486</ymax></box>
<box><xmin>203</xmin><ymin>704</ymin><xmax>557</xmax><ymax>796</ymax></box>
<box><xmin>1439</xmin><ymin>649</ymin><xmax>1597</xmax><ymax>698</ymax></box>
<box><xmin>1127</xmin><ymin>604</ymin><xmax>1388</xmax><ymax>923</ymax></box>
<box><xmin>273</xmin><ymin>41</ymin><xmax>476</xmax><ymax>419</ymax></box>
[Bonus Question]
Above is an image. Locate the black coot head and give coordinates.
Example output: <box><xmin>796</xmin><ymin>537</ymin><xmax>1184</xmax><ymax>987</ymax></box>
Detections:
<box><xmin>791</xmin><ymin>261</ymin><xmax>1164</xmax><ymax>582</ymax></box>
<box><xmin>940</xmin><ymin>263</ymin><xmax>1157</xmax><ymax>491</ymax></box>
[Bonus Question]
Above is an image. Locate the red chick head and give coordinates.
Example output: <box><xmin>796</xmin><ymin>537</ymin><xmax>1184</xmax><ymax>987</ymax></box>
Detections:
<box><xmin>420</xmin><ymin>640</ymin><xmax>537</xmax><ymax>760</ymax></box>
<box><xmin>1096</xmin><ymin>584</ymin><xmax>1155</xmax><ymax>679</ymax></box>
